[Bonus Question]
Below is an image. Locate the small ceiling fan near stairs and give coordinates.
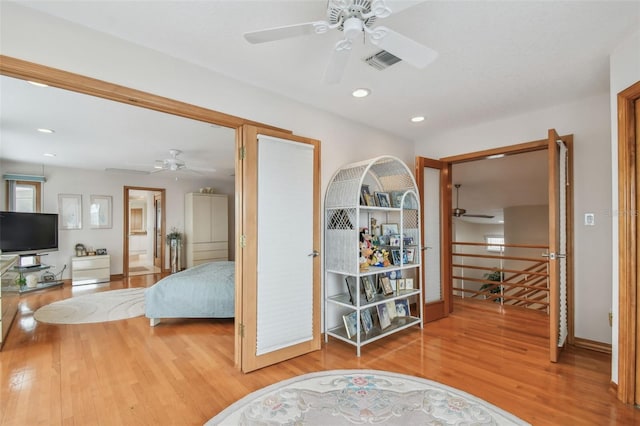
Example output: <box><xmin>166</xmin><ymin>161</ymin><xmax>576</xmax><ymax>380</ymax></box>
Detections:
<box><xmin>452</xmin><ymin>184</ymin><xmax>495</xmax><ymax>219</ymax></box>
<box><xmin>243</xmin><ymin>0</ymin><xmax>438</xmax><ymax>83</ymax></box>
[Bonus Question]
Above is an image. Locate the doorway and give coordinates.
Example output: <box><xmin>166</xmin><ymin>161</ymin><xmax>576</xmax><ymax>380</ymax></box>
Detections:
<box><xmin>124</xmin><ymin>187</ymin><xmax>165</xmax><ymax>277</ymax></box>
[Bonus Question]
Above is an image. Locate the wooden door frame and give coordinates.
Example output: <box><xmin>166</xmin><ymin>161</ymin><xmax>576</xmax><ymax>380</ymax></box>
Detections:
<box><xmin>0</xmin><ymin>55</ymin><xmax>292</xmax><ymax>371</ymax></box>
<box><xmin>415</xmin><ymin>157</ymin><xmax>452</xmax><ymax>321</ymax></box>
<box><xmin>439</xmin><ymin>134</ymin><xmax>575</xmax><ymax>347</ymax></box>
<box><xmin>123</xmin><ymin>187</ymin><xmax>166</xmax><ymax>276</ymax></box>
<box><xmin>617</xmin><ymin>80</ymin><xmax>640</xmax><ymax>404</ymax></box>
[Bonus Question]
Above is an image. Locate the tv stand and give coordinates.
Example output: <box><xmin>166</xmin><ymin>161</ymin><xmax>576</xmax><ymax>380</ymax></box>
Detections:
<box><xmin>13</xmin><ymin>263</ymin><xmax>63</xmax><ymax>293</ymax></box>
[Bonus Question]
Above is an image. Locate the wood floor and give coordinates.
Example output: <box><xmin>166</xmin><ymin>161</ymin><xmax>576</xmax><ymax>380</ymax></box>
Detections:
<box><xmin>1</xmin><ymin>275</ymin><xmax>637</xmax><ymax>425</ymax></box>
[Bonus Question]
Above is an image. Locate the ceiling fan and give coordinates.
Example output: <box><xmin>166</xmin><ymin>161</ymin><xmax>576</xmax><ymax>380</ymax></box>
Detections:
<box><xmin>452</xmin><ymin>184</ymin><xmax>495</xmax><ymax>219</ymax></box>
<box><xmin>243</xmin><ymin>0</ymin><xmax>438</xmax><ymax>83</ymax></box>
<box><xmin>151</xmin><ymin>149</ymin><xmax>204</xmax><ymax>174</ymax></box>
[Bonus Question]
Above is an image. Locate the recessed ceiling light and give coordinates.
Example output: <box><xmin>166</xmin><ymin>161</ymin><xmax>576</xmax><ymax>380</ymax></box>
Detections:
<box><xmin>37</xmin><ymin>128</ymin><xmax>55</xmax><ymax>134</ymax></box>
<box><xmin>411</xmin><ymin>116</ymin><xmax>425</xmax><ymax>123</ymax></box>
<box><xmin>499</xmin><ymin>220</ymin><xmax>505</xmax><ymax>223</ymax></box>
<box><xmin>487</xmin><ymin>154</ymin><xmax>505</xmax><ymax>160</ymax></box>
<box><xmin>352</xmin><ymin>88</ymin><xmax>371</xmax><ymax>98</ymax></box>
<box><xmin>27</xmin><ymin>81</ymin><xmax>49</xmax><ymax>87</ymax></box>
<box><xmin>43</xmin><ymin>153</ymin><xmax>56</xmax><ymax>157</ymax></box>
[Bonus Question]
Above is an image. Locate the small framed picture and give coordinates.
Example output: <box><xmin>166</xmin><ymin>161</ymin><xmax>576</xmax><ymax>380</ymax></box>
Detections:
<box><xmin>381</xmin><ymin>223</ymin><xmax>399</xmax><ymax>236</ymax></box>
<box><xmin>391</xmin><ymin>249</ymin><xmax>402</xmax><ymax>265</ymax></box>
<box><xmin>379</xmin><ymin>276</ymin><xmax>394</xmax><ymax>295</ymax></box>
<box><xmin>398</xmin><ymin>278</ymin><xmax>406</xmax><ymax>291</ymax></box>
<box><xmin>360</xmin><ymin>184</ymin><xmax>370</xmax><ymax>205</ymax></box>
<box><xmin>395</xmin><ymin>299</ymin><xmax>411</xmax><ymax>317</ymax></box>
<box><xmin>361</xmin><ymin>276</ymin><xmax>376</xmax><ymax>302</ymax></box>
<box><xmin>405</xmin><ymin>248</ymin><xmax>415</xmax><ymax>263</ymax></box>
<box><xmin>375</xmin><ymin>192</ymin><xmax>391</xmax><ymax>207</ymax></box>
<box><xmin>385</xmin><ymin>300</ymin><xmax>397</xmax><ymax>320</ymax></box>
<box><xmin>345</xmin><ymin>276</ymin><xmax>361</xmax><ymax>304</ymax></box>
<box><xmin>361</xmin><ymin>309</ymin><xmax>374</xmax><ymax>334</ymax></box>
<box><xmin>376</xmin><ymin>303</ymin><xmax>391</xmax><ymax>329</ymax></box>
<box><xmin>343</xmin><ymin>311</ymin><xmax>359</xmax><ymax>338</ymax></box>
<box><xmin>365</xmin><ymin>194</ymin><xmax>376</xmax><ymax>206</ymax></box>
<box><xmin>389</xmin><ymin>191</ymin><xmax>404</xmax><ymax>208</ymax></box>
<box><xmin>389</xmin><ymin>235</ymin><xmax>401</xmax><ymax>247</ymax></box>
<box><xmin>389</xmin><ymin>279</ymin><xmax>397</xmax><ymax>292</ymax></box>
<box><xmin>405</xmin><ymin>278</ymin><xmax>414</xmax><ymax>289</ymax></box>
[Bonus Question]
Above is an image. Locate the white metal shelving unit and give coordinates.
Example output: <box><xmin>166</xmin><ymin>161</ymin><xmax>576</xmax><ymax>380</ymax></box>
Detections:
<box><xmin>324</xmin><ymin>155</ymin><xmax>423</xmax><ymax>356</ymax></box>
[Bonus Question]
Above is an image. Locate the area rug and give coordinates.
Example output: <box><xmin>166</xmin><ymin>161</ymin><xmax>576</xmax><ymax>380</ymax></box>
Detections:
<box><xmin>207</xmin><ymin>370</ymin><xmax>529</xmax><ymax>425</ymax></box>
<box><xmin>33</xmin><ymin>288</ymin><xmax>145</xmax><ymax>324</ymax></box>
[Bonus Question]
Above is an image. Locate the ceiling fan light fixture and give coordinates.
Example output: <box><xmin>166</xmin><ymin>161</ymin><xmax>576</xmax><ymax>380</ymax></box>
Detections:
<box><xmin>352</xmin><ymin>88</ymin><xmax>371</xmax><ymax>98</ymax></box>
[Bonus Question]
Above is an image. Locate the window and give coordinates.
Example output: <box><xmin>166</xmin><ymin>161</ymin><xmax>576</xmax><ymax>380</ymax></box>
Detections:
<box><xmin>6</xmin><ymin>180</ymin><xmax>42</xmax><ymax>212</ymax></box>
<box><xmin>485</xmin><ymin>235</ymin><xmax>504</xmax><ymax>253</ymax></box>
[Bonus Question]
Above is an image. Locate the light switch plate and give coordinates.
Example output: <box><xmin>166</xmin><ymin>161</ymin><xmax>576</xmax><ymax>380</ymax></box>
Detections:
<box><xmin>585</xmin><ymin>213</ymin><xmax>595</xmax><ymax>226</ymax></box>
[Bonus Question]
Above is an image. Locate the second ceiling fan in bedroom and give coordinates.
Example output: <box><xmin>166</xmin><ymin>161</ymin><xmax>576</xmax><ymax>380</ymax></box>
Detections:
<box><xmin>243</xmin><ymin>0</ymin><xmax>438</xmax><ymax>83</ymax></box>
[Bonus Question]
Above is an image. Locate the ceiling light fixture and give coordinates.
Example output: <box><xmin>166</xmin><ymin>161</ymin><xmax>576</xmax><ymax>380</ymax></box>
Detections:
<box><xmin>43</xmin><ymin>153</ymin><xmax>56</xmax><ymax>157</ymax></box>
<box><xmin>352</xmin><ymin>88</ymin><xmax>370</xmax><ymax>98</ymax></box>
<box><xmin>487</xmin><ymin>154</ymin><xmax>505</xmax><ymax>160</ymax></box>
<box><xmin>411</xmin><ymin>116</ymin><xmax>425</xmax><ymax>123</ymax></box>
<box><xmin>37</xmin><ymin>128</ymin><xmax>55</xmax><ymax>134</ymax></box>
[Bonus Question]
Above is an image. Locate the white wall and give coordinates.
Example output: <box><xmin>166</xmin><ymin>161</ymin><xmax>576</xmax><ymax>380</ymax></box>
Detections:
<box><xmin>416</xmin><ymin>92</ymin><xmax>613</xmax><ymax>346</ymax></box>
<box><xmin>610</xmin><ymin>28</ymin><xmax>640</xmax><ymax>384</ymax></box>
<box><xmin>0</xmin><ymin>159</ymin><xmax>233</xmax><ymax>278</ymax></box>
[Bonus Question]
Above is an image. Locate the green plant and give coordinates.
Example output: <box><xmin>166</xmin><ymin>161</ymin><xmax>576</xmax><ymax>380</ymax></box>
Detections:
<box><xmin>480</xmin><ymin>269</ymin><xmax>504</xmax><ymax>302</ymax></box>
<box><xmin>166</xmin><ymin>227</ymin><xmax>182</xmax><ymax>245</ymax></box>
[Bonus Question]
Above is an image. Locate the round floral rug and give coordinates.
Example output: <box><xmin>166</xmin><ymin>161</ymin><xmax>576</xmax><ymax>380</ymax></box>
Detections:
<box><xmin>207</xmin><ymin>369</ymin><xmax>529</xmax><ymax>425</ymax></box>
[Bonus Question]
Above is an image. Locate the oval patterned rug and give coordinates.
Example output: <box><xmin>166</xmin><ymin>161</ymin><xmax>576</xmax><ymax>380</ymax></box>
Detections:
<box><xmin>207</xmin><ymin>369</ymin><xmax>529</xmax><ymax>425</ymax></box>
<box><xmin>34</xmin><ymin>288</ymin><xmax>145</xmax><ymax>324</ymax></box>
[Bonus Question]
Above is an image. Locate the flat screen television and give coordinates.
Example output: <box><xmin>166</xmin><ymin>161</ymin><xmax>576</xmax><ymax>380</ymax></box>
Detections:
<box><xmin>0</xmin><ymin>211</ymin><xmax>59</xmax><ymax>255</ymax></box>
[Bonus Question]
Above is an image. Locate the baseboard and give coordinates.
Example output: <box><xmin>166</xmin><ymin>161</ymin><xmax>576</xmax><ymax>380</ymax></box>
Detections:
<box><xmin>573</xmin><ymin>337</ymin><xmax>612</xmax><ymax>354</ymax></box>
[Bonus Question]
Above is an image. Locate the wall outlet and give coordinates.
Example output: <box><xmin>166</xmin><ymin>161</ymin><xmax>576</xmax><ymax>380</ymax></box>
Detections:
<box><xmin>585</xmin><ymin>213</ymin><xmax>595</xmax><ymax>226</ymax></box>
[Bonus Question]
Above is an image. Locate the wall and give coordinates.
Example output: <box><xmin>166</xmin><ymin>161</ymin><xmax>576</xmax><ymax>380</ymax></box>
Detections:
<box><xmin>415</xmin><ymin>91</ymin><xmax>613</xmax><ymax>346</ymax></box>
<box><xmin>0</xmin><ymin>159</ymin><xmax>234</xmax><ymax>278</ymax></box>
<box><xmin>609</xmin><ymin>28</ymin><xmax>640</xmax><ymax>384</ymax></box>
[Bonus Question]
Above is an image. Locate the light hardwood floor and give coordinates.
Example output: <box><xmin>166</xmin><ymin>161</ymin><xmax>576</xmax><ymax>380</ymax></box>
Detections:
<box><xmin>1</xmin><ymin>275</ymin><xmax>637</xmax><ymax>425</ymax></box>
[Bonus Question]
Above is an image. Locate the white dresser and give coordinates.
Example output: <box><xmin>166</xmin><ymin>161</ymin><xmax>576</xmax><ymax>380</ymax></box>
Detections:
<box><xmin>71</xmin><ymin>254</ymin><xmax>110</xmax><ymax>285</ymax></box>
<box><xmin>185</xmin><ymin>193</ymin><xmax>229</xmax><ymax>267</ymax></box>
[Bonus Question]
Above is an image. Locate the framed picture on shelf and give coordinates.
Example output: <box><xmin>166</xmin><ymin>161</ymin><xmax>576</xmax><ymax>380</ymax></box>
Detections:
<box><xmin>345</xmin><ymin>276</ymin><xmax>360</xmax><ymax>304</ymax></box>
<box><xmin>361</xmin><ymin>276</ymin><xmax>376</xmax><ymax>302</ymax></box>
<box><xmin>405</xmin><ymin>248</ymin><xmax>415</xmax><ymax>263</ymax></box>
<box><xmin>381</xmin><ymin>223</ymin><xmax>399</xmax><ymax>236</ymax></box>
<box><xmin>360</xmin><ymin>184</ymin><xmax>370</xmax><ymax>205</ymax></box>
<box><xmin>343</xmin><ymin>311</ymin><xmax>359</xmax><ymax>338</ymax></box>
<box><xmin>385</xmin><ymin>300</ymin><xmax>397</xmax><ymax>320</ymax></box>
<box><xmin>379</xmin><ymin>276</ymin><xmax>394</xmax><ymax>295</ymax></box>
<box><xmin>389</xmin><ymin>191</ymin><xmax>404</xmax><ymax>208</ymax></box>
<box><xmin>389</xmin><ymin>235</ymin><xmax>401</xmax><ymax>247</ymax></box>
<box><xmin>405</xmin><ymin>278</ymin><xmax>414</xmax><ymax>289</ymax></box>
<box><xmin>376</xmin><ymin>303</ymin><xmax>391</xmax><ymax>329</ymax></box>
<box><xmin>391</xmin><ymin>249</ymin><xmax>402</xmax><ymax>265</ymax></box>
<box><xmin>375</xmin><ymin>192</ymin><xmax>391</xmax><ymax>207</ymax></box>
<box><xmin>395</xmin><ymin>298</ymin><xmax>410</xmax><ymax>317</ymax></box>
<box><xmin>361</xmin><ymin>309</ymin><xmax>374</xmax><ymax>334</ymax></box>
<box><xmin>398</xmin><ymin>278</ymin><xmax>406</xmax><ymax>291</ymax></box>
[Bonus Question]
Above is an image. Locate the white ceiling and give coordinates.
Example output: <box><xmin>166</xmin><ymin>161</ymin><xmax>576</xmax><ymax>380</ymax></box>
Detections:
<box><xmin>1</xmin><ymin>1</ymin><xmax>637</xmax><ymax>211</ymax></box>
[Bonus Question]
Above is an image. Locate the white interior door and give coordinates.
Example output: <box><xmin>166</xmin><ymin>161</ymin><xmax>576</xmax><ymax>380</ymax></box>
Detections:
<box><xmin>240</xmin><ymin>125</ymin><xmax>321</xmax><ymax>372</ymax></box>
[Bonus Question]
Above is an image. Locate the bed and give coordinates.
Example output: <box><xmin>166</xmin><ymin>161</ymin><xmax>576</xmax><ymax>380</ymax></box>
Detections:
<box><xmin>144</xmin><ymin>261</ymin><xmax>235</xmax><ymax>326</ymax></box>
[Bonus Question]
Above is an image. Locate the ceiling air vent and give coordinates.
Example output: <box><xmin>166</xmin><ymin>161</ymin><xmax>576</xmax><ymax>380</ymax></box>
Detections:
<box><xmin>363</xmin><ymin>50</ymin><xmax>402</xmax><ymax>70</ymax></box>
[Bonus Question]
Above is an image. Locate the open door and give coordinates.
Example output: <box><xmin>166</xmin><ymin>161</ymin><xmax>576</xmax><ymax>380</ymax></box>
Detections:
<box><xmin>415</xmin><ymin>157</ymin><xmax>451</xmax><ymax>322</ymax></box>
<box><xmin>239</xmin><ymin>125</ymin><xmax>321</xmax><ymax>372</ymax></box>
<box><xmin>548</xmin><ymin>129</ymin><xmax>572</xmax><ymax>362</ymax></box>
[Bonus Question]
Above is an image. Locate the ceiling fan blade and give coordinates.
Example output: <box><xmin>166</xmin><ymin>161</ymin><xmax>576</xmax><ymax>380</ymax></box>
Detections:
<box><xmin>244</xmin><ymin>21</ymin><xmax>329</xmax><ymax>44</ymax></box>
<box><xmin>368</xmin><ymin>26</ymin><xmax>438</xmax><ymax>69</ymax></box>
<box><xmin>324</xmin><ymin>39</ymin><xmax>353</xmax><ymax>84</ymax></box>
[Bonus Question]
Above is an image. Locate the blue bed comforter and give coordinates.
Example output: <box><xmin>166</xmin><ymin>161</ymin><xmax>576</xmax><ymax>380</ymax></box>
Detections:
<box><xmin>145</xmin><ymin>261</ymin><xmax>234</xmax><ymax>319</ymax></box>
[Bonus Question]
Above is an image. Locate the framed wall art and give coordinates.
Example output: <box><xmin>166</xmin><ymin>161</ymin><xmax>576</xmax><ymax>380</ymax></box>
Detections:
<box><xmin>90</xmin><ymin>195</ymin><xmax>112</xmax><ymax>229</ymax></box>
<box><xmin>58</xmin><ymin>194</ymin><xmax>82</xmax><ymax>230</ymax></box>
